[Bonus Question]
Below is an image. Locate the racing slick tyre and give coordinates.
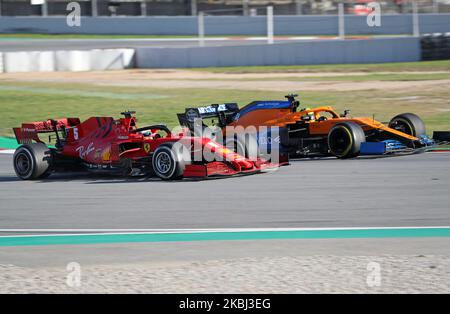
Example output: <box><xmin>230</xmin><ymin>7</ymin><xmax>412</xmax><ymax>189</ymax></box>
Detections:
<box><xmin>152</xmin><ymin>142</ymin><xmax>190</xmax><ymax>180</ymax></box>
<box><xmin>328</xmin><ymin>122</ymin><xmax>365</xmax><ymax>159</ymax></box>
<box><xmin>13</xmin><ymin>143</ymin><xmax>52</xmax><ymax>180</ymax></box>
<box><xmin>388</xmin><ymin>113</ymin><xmax>426</xmax><ymax>137</ymax></box>
<box><xmin>226</xmin><ymin>134</ymin><xmax>259</xmax><ymax>160</ymax></box>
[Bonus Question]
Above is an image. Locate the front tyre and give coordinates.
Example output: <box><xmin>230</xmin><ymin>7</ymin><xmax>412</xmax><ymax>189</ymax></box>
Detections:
<box><xmin>151</xmin><ymin>142</ymin><xmax>189</xmax><ymax>180</ymax></box>
<box><xmin>388</xmin><ymin>113</ymin><xmax>426</xmax><ymax>137</ymax></box>
<box><xmin>328</xmin><ymin>122</ymin><xmax>365</xmax><ymax>159</ymax></box>
<box><xmin>226</xmin><ymin>134</ymin><xmax>259</xmax><ymax>160</ymax></box>
<box><xmin>13</xmin><ymin>143</ymin><xmax>52</xmax><ymax>180</ymax></box>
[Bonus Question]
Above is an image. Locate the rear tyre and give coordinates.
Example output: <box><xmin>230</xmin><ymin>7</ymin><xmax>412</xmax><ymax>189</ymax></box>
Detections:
<box><xmin>328</xmin><ymin>122</ymin><xmax>365</xmax><ymax>159</ymax></box>
<box><xmin>389</xmin><ymin>113</ymin><xmax>426</xmax><ymax>137</ymax></box>
<box><xmin>152</xmin><ymin>142</ymin><xmax>190</xmax><ymax>180</ymax></box>
<box><xmin>13</xmin><ymin>143</ymin><xmax>52</xmax><ymax>180</ymax></box>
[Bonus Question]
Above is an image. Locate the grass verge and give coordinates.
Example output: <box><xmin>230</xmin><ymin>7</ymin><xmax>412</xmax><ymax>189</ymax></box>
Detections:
<box><xmin>184</xmin><ymin>73</ymin><xmax>450</xmax><ymax>82</ymax></box>
<box><xmin>0</xmin><ymin>80</ymin><xmax>449</xmax><ymax>138</ymax></box>
<box><xmin>192</xmin><ymin>60</ymin><xmax>450</xmax><ymax>74</ymax></box>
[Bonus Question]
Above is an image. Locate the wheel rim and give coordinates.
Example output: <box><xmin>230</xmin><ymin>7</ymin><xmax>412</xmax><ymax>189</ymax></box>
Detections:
<box><xmin>15</xmin><ymin>152</ymin><xmax>31</xmax><ymax>176</ymax></box>
<box><xmin>392</xmin><ymin>118</ymin><xmax>414</xmax><ymax>136</ymax></box>
<box><xmin>155</xmin><ymin>151</ymin><xmax>172</xmax><ymax>174</ymax></box>
<box><xmin>329</xmin><ymin>127</ymin><xmax>352</xmax><ymax>157</ymax></box>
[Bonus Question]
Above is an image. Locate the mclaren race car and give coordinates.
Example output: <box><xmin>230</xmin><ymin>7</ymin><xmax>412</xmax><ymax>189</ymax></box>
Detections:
<box><xmin>178</xmin><ymin>94</ymin><xmax>448</xmax><ymax>159</ymax></box>
<box><xmin>12</xmin><ymin>111</ymin><xmax>275</xmax><ymax>180</ymax></box>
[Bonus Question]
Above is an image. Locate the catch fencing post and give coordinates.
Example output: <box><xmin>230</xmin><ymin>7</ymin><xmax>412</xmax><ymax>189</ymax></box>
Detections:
<box><xmin>42</xmin><ymin>1</ymin><xmax>48</xmax><ymax>17</ymax></box>
<box><xmin>191</xmin><ymin>0</ymin><xmax>197</xmax><ymax>16</ymax></box>
<box><xmin>91</xmin><ymin>0</ymin><xmax>98</xmax><ymax>16</ymax></box>
<box><xmin>33</xmin><ymin>0</ymin><xmax>49</xmax><ymax>17</ymax></box>
<box><xmin>412</xmin><ymin>0</ymin><xmax>420</xmax><ymax>37</ymax></box>
<box><xmin>338</xmin><ymin>2</ymin><xmax>345</xmax><ymax>39</ymax></box>
<box><xmin>141</xmin><ymin>0</ymin><xmax>147</xmax><ymax>16</ymax></box>
<box><xmin>267</xmin><ymin>6</ymin><xmax>274</xmax><ymax>44</ymax></box>
<box><xmin>295</xmin><ymin>0</ymin><xmax>303</xmax><ymax>15</ymax></box>
<box><xmin>433</xmin><ymin>0</ymin><xmax>439</xmax><ymax>13</ymax></box>
<box><xmin>198</xmin><ymin>11</ymin><xmax>205</xmax><ymax>47</ymax></box>
<box><xmin>243</xmin><ymin>0</ymin><xmax>249</xmax><ymax>16</ymax></box>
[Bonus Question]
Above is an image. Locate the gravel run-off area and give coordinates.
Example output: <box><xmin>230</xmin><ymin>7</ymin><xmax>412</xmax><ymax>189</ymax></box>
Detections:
<box><xmin>1</xmin><ymin>254</ymin><xmax>449</xmax><ymax>294</ymax></box>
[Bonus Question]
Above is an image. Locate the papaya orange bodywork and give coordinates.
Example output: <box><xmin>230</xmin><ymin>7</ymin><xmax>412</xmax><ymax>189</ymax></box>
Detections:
<box><xmin>229</xmin><ymin>106</ymin><xmax>418</xmax><ymax>141</ymax></box>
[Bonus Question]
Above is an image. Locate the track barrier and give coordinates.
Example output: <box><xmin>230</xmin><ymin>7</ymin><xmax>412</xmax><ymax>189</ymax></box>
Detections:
<box><xmin>1</xmin><ymin>48</ymin><xmax>135</xmax><ymax>73</ymax></box>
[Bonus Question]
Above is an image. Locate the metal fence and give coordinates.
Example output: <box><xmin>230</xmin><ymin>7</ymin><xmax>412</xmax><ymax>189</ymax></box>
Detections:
<box><xmin>0</xmin><ymin>0</ymin><xmax>449</xmax><ymax>16</ymax></box>
<box><xmin>1</xmin><ymin>14</ymin><xmax>448</xmax><ymax>35</ymax></box>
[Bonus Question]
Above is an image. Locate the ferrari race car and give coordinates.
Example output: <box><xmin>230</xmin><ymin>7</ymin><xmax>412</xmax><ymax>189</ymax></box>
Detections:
<box><xmin>178</xmin><ymin>94</ymin><xmax>448</xmax><ymax>159</ymax></box>
<box><xmin>12</xmin><ymin>111</ymin><xmax>275</xmax><ymax>181</ymax></box>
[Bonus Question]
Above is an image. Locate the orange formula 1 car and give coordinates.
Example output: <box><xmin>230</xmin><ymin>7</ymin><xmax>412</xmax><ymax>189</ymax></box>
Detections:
<box><xmin>178</xmin><ymin>94</ymin><xmax>446</xmax><ymax>159</ymax></box>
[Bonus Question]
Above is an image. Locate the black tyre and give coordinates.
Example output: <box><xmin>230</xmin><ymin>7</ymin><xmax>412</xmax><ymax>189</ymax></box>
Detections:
<box><xmin>226</xmin><ymin>138</ymin><xmax>246</xmax><ymax>156</ymax></box>
<box><xmin>152</xmin><ymin>142</ymin><xmax>190</xmax><ymax>180</ymax></box>
<box><xmin>388</xmin><ymin>113</ymin><xmax>426</xmax><ymax>137</ymax></box>
<box><xmin>226</xmin><ymin>134</ymin><xmax>259</xmax><ymax>160</ymax></box>
<box><xmin>13</xmin><ymin>143</ymin><xmax>52</xmax><ymax>180</ymax></box>
<box><xmin>328</xmin><ymin>122</ymin><xmax>366</xmax><ymax>159</ymax></box>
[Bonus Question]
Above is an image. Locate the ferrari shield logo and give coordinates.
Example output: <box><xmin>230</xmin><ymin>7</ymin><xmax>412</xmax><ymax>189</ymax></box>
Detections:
<box><xmin>143</xmin><ymin>143</ymin><xmax>151</xmax><ymax>153</ymax></box>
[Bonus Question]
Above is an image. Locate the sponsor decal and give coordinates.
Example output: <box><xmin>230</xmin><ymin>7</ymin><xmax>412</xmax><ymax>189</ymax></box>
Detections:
<box><xmin>143</xmin><ymin>143</ymin><xmax>151</xmax><ymax>153</ymax></box>
<box><xmin>197</xmin><ymin>104</ymin><xmax>228</xmax><ymax>115</ymax></box>
<box><xmin>258</xmin><ymin>135</ymin><xmax>280</xmax><ymax>145</ymax></box>
<box><xmin>102</xmin><ymin>148</ymin><xmax>111</xmax><ymax>161</ymax></box>
<box><xmin>76</xmin><ymin>142</ymin><xmax>95</xmax><ymax>159</ymax></box>
<box><xmin>73</xmin><ymin>127</ymin><xmax>79</xmax><ymax>140</ymax></box>
<box><xmin>94</xmin><ymin>149</ymin><xmax>102</xmax><ymax>161</ymax></box>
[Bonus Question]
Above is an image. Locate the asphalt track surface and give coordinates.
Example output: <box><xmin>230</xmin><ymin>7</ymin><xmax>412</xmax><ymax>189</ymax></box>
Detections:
<box><xmin>0</xmin><ymin>152</ymin><xmax>449</xmax><ymax>231</ymax></box>
<box><xmin>2</xmin><ymin>238</ymin><xmax>450</xmax><ymax>268</ymax></box>
<box><xmin>0</xmin><ymin>38</ymin><xmax>299</xmax><ymax>51</ymax></box>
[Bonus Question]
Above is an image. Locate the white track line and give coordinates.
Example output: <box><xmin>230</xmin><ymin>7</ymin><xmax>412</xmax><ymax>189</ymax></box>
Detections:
<box><xmin>0</xmin><ymin>150</ymin><xmax>14</xmax><ymax>154</ymax></box>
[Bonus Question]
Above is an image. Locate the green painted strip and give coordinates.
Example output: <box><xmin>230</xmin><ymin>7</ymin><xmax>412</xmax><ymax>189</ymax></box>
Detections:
<box><xmin>1</xmin><ymin>228</ymin><xmax>450</xmax><ymax>247</ymax></box>
<box><xmin>0</xmin><ymin>137</ymin><xmax>18</xmax><ymax>150</ymax></box>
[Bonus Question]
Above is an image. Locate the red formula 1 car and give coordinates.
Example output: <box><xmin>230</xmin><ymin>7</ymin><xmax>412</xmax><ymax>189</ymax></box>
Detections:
<box><xmin>12</xmin><ymin>111</ymin><xmax>275</xmax><ymax>180</ymax></box>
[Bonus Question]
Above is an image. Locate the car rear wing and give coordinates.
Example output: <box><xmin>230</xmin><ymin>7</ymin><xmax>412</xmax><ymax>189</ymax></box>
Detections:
<box><xmin>13</xmin><ymin>118</ymin><xmax>80</xmax><ymax>144</ymax></box>
<box><xmin>177</xmin><ymin>103</ymin><xmax>239</xmax><ymax>130</ymax></box>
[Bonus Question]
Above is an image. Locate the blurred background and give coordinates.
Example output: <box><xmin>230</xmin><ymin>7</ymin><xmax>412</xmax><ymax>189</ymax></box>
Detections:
<box><xmin>0</xmin><ymin>0</ymin><xmax>449</xmax><ymax>16</ymax></box>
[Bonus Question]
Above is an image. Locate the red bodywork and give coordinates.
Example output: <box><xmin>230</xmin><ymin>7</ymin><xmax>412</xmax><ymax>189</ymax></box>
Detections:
<box><xmin>13</xmin><ymin>114</ymin><xmax>276</xmax><ymax>178</ymax></box>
